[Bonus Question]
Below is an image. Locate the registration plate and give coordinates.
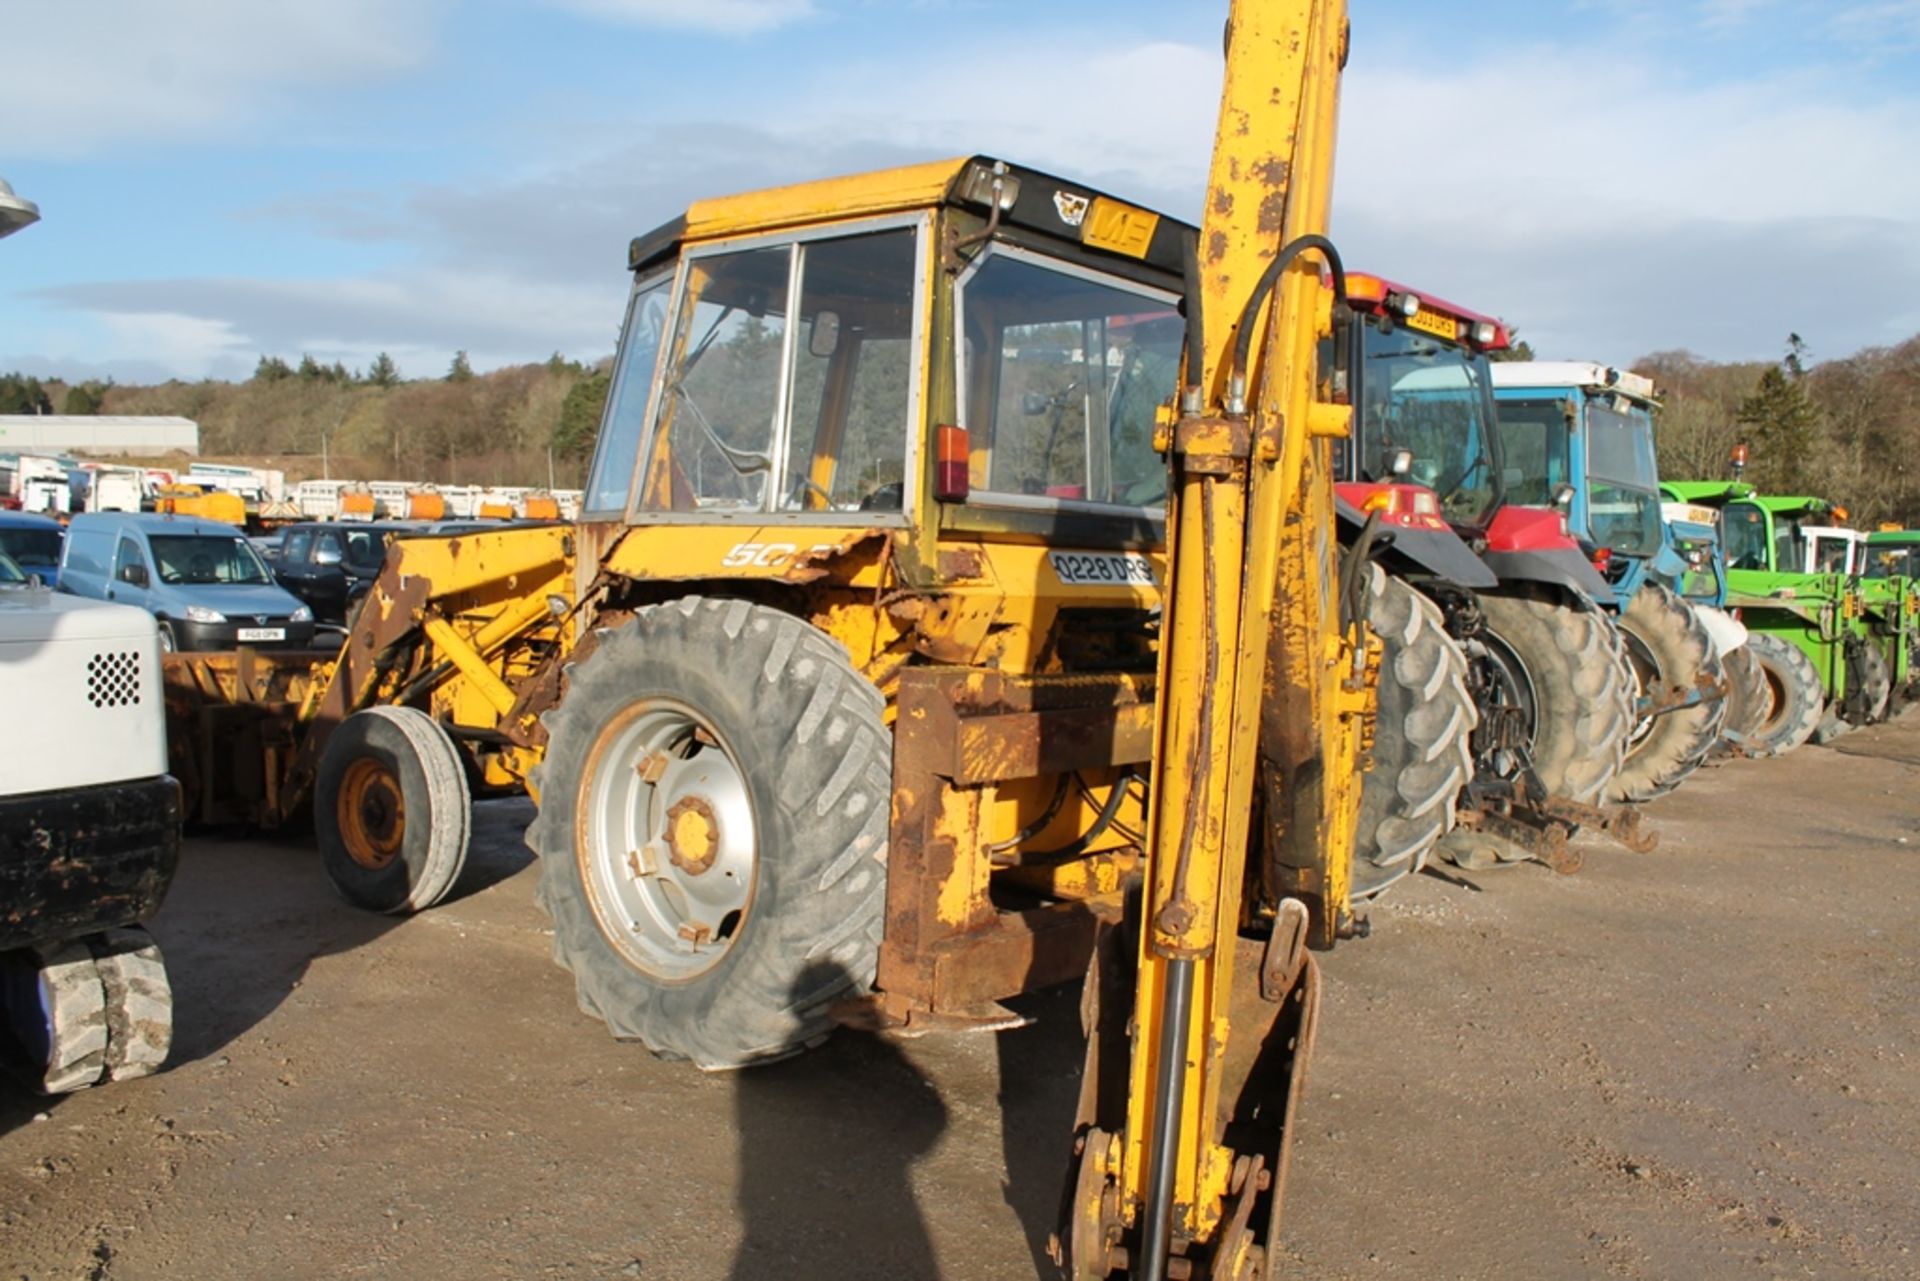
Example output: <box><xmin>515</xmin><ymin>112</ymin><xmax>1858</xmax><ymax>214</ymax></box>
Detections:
<box><xmin>237</xmin><ymin>627</ymin><xmax>286</xmax><ymax>642</ymax></box>
<box><xmin>1048</xmin><ymin>551</ymin><xmax>1157</xmax><ymax>587</ymax></box>
<box><xmin>1406</xmin><ymin>307</ymin><xmax>1458</xmax><ymax>341</ymax></box>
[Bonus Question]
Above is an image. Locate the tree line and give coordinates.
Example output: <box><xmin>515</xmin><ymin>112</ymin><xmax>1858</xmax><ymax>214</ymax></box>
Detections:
<box><xmin>0</xmin><ymin>351</ymin><xmax>612</xmax><ymax>489</ymax></box>
<box><xmin>1642</xmin><ymin>332</ymin><xmax>1920</xmax><ymax>528</ymax></box>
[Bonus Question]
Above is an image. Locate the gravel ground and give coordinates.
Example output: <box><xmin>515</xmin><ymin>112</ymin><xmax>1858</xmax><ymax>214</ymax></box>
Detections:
<box><xmin>4</xmin><ymin>717</ymin><xmax>1918</xmax><ymax>1280</ymax></box>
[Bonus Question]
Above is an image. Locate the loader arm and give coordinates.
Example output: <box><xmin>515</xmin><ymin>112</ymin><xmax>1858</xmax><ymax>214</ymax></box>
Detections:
<box><xmin>1063</xmin><ymin>2</ymin><xmax>1364</xmax><ymax>1277</ymax></box>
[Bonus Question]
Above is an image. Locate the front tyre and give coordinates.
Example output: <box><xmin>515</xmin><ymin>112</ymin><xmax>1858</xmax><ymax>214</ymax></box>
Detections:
<box><xmin>528</xmin><ymin>598</ymin><xmax>890</xmax><ymax>1070</ymax></box>
<box><xmin>1610</xmin><ymin>583</ymin><xmax>1728</xmax><ymax>802</ymax></box>
<box><xmin>315</xmin><ymin>706</ymin><xmax>472</xmax><ymax>913</ymax></box>
<box><xmin>1354</xmin><ymin>570</ymin><xmax>1475</xmax><ymax>898</ymax></box>
<box><xmin>1742</xmin><ymin>632</ymin><xmax>1823</xmax><ymax>757</ymax></box>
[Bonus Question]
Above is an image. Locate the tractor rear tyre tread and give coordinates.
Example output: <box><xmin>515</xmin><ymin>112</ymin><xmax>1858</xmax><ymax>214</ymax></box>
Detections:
<box><xmin>1743</xmin><ymin>632</ymin><xmax>1823</xmax><ymax>757</ymax></box>
<box><xmin>528</xmin><ymin>597</ymin><xmax>890</xmax><ymax>1071</ymax></box>
<box><xmin>1610</xmin><ymin>583</ymin><xmax>1728</xmax><ymax>803</ymax></box>
<box><xmin>1718</xmin><ymin>643</ymin><xmax>1770</xmax><ymax>754</ymax></box>
<box><xmin>315</xmin><ymin>705</ymin><xmax>472</xmax><ymax>914</ymax></box>
<box><xmin>1355</xmin><ymin>569</ymin><xmax>1475</xmax><ymax>898</ymax></box>
<box><xmin>1479</xmin><ymin>589</ymin><xmax>1632</xmax><ymax>808</ymax></box>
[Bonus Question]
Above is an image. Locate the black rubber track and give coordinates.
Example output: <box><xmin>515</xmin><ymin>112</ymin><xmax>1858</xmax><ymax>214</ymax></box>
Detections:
<box><xmin>1354</xmin><ymin>569</ymin><xmax>1475</xmax><ymax>899</ymax></box>
<box><xmin>527</xmin><ymin>598</ymin><xmax>890</xmax><ymax>1071</ymax></box>
<box><xmin>1611</xmin><ymin>583</ymin><xmax>1728</xmax><ymax>803</ymax></box>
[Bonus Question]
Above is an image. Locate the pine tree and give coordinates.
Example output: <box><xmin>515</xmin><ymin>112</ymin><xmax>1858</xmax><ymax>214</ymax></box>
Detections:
<box><xmin>447</xmin><ymin>350</ymin><xmax>474</xmax><ymax>382</ymax></box>
<box><xmin>1737</xmin><ymin>340</ymin><xmax>1823</xmax><ymax>493</ymax></box>
<box><xmin>553</xmin><ymin>370</ymin><xmax>611</xmax><ymax>459</ymax></box>
<box><xmin>254</xmin><ymin>355</ymin><xmax>293</xmax><ymax>383</ymax></box>
<box><xmin>367</xmin><ymin>352</ymin><xmax>400</xmax><ymax>387</ymax></box>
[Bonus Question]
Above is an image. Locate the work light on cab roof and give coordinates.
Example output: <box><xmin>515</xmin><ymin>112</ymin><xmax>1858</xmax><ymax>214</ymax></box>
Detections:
<box><xmin>1343</xmin><ymin>271</ymin><xmax>1512</xmax><ymax>352</ymax></box>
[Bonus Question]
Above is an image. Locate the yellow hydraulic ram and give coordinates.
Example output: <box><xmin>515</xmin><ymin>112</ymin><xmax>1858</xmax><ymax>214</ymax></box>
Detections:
<box><xmin>1061</xmin><ymin>2</ymin><xmax>1363</xmax><ymax>1277</ymax></box>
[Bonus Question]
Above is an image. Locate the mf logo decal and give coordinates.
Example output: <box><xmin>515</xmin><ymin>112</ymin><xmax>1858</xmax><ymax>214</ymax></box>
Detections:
<box><xmin>721</xmin><ymin>541</ymin><xmax>842</xmax><ymax>570</ymax></box>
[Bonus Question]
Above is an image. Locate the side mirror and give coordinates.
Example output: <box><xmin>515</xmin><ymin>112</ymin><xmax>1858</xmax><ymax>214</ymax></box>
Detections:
<box><xmin>1022</xmin><ymin>391</ymin><xmax>1051</xmax><ymax>416</ymax></box>
<box><xmin>1552</xmin><ymin>483</ymin><xmax>1576</xmax><ymax>511</ymax></box>
<box><xmin>807</xmin><ymin>310</ymin><xmax>841</xmax><ymax>359</ymax></box>
<box><xmin>1386</xmin><ymin>447</ymin><xmax>1413</xmax><ymax>479</ymax></box>
<box><xmin>119</xmin><ymin>562</ymin><xmax>149</xmax><ymax>587</ymax></box>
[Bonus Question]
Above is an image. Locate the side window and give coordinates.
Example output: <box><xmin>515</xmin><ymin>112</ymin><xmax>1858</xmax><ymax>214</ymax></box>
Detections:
<box><xmin>114</xmin><ymin>536</ymin><xmax>145</xmax><ymax>581</ymax></box>
<box><xmin>315</xmin><ymin>532</ymin><xmax>345</xmax><ymax>566</ymax></box>
<box><xmin>282</xmin><ymin>529</ymin><xmax>314</xmax><ymax>565</ymax></box>
<box><xmin>584</xmin><ymin>274</ymin><xmax>673</xmax><ymax>515</ymax></box>
<box><xmin>640</xmin><ymin>247</ymin><xmax>791</xmax><ymax>512</ymax></box>
<box><xmin>777</xmin><ymin>228</ymin><xmax>917</xmax><ymax>513</ymax></box>
<box><xmin>344</xmin><ymin>529</ymin><xmax>383</xmax><ymax>568</ymax></box>
<box><xmin>958</xmin><ymin>249</ymin><xmax>1180</xmax><ymax>508</ymax></box>
<box><xmin>1724</xmin><ymin>503</ymin><xmax>1769</xmax><ymax>571</ymax></box>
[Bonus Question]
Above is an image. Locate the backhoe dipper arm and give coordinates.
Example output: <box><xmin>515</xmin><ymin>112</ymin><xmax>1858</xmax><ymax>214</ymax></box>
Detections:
<box><xmin>1062</xmin><ymin>2</ymin><xmax>1359</xmax><ymax>1278</ymax></box>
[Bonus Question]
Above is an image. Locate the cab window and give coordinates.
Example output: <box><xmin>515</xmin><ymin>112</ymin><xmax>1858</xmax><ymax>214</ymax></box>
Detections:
<box><xmin>114</xmin><ymin>536</ymin><xmax>146</xmax><ymax>582</ymax></box>
<box><xmin>956</xmin><ymin>247</ymin><xmax>1179</xmax><ymax>510</ymax></box>
<box><xmin>584</xmin><ymin>273</ymin><xmax>674</xmax><ymax>516</ymax></box>
<box><xmin>635</xmin><ymin>223</ymin><xmax>921</xmax><ymax>518</ymax></box>
<box><xmin>282</xmin><ymin>529</ymin><xmax>315</xmax><ymax>565</ymax></box>
<box><xmin>1723</xmin><ymin>503</ymin><xmax>1770</xmax><ymax>570</ymax></box>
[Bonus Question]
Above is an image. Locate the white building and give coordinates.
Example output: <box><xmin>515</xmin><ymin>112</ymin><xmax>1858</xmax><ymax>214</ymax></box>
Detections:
<box><xmin>0</xmin><ymin>415</ymin><xmax>199</xmax><ymax>457</ymax></box>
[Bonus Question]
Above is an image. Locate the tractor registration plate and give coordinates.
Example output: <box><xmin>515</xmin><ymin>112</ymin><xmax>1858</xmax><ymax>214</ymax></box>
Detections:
<box><xmin>237</xmin><ymin>627</ymin><xmax>285</xmax><ymax>642</ymax></box>
<box><xmin>1406</xmin><ymin>307</ymin><xmax>1458</xmax><ymax>340</ymax></box>
<box><xmin>1048</xmin><ymin>551</ymin><xmax>1157</xmax><ymax>587</ymax></box>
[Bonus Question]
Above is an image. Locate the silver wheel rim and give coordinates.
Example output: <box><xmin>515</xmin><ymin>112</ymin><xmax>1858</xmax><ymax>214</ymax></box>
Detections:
<box><xmin>579</xmin><ymin>699</ymin><xmax>757</xmax><ymax>981</ymax></box>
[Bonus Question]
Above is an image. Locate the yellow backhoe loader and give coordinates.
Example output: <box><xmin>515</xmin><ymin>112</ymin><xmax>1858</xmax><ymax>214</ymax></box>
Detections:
<box><xmin>164</xmin><ymin>1</ymin><xmax>1363</xmax><ymax>1273</ymax></box>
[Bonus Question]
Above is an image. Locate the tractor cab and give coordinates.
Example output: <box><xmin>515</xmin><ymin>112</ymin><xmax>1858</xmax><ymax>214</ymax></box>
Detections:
<box><xmin>1488</xmin><ymin>362</ymin><xmax>1674</xmax><ymax>596</ymax></box>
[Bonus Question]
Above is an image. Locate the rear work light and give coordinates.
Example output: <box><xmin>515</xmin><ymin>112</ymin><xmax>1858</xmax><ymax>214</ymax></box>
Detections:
<box><xmin>935</xmin><ymin>424</ymin><xmax>970</xmax><ymax>502</ymax></box>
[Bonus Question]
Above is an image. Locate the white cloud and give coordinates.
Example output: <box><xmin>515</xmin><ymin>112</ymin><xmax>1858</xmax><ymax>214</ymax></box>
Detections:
<box><xmin>94</xmin><ymin>312</ymin><xmax>251</xmax><ymax>377</ymax></box>
<box><xmin>543</xmin><ymin>0</ymin><xmax>815</xmax><ymax>34</ymax></box>
<box><xmin>0</xmin><ymin>0</ymin><xmax>444</xmax><ymax>156</ymax></box>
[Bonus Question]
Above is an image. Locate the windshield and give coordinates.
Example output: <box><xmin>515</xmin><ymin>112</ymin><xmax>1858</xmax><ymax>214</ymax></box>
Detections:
<box><xmin>1865</xmin><ymin>543</ymin><xmax>1920</xmax><ymax>579</ymax></box>
<box><xmin>1357</xmin><ymin>320</ymin><xmax>1500</xmax><ymax>526</ymax></box>
<box><xmin>1724</xmin><ymin>503</ymin><xmax>1770</xmax><ymax>571</ymax></box>
<box><xmin>1585</xmin><ymin>402</ymin><xmax>1663</xmax><ymax>557</ymax></box>
<box><xmin>1492</xmin><ymin>396</ymin><xmax>1571</xmax><ymax>508</ymax></box>
<box><xmin>0</xmin><ymin>550</ymin><xmax>25</xmax><ymax>585</ymax></box>
<box><xmin>148</xmin><ymin>534</ymin><xmax>274</xmax><ymax>585</ymax></box>
<box><xmin>1809</xmin><ymin>534</ymin><xmax>1854</xmax><ymax>575</ymax></box>
<box><xmin>959</xmin><ymin>248</ymin><xmax>1180</xmax><ymax>508</ymax></box>
<box><xmin>0</xmin><ymin>525</ymin><xmax>62</xmax><ymax>567</ymax></box>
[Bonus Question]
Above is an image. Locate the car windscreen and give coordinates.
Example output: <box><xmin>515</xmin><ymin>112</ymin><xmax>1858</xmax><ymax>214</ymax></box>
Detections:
<box><xmin>0</xmin><ymin>525</ymin><xmax>62</xmax><ymax>567</ymax></box>
<box><xmin>148</xmin><ymin>534</ymin><xmax>275</xmax><ymax>585</ymax></box>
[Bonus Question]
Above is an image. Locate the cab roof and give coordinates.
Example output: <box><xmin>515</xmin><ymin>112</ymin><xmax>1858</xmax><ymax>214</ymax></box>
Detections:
<box><xmin>626</xmin><ymin>155</ymin><xmax>1194</xmax><ymax>280</ymax></box>
<box><xmin>1659</xmin><ymin>481</ymin><xmax>1831</xmax><ymax>518</ymax></box>
<box><xmin>1488</xmin><ymin>360</ymin><xmax>1656</xmax><ymax>404</ymax></box>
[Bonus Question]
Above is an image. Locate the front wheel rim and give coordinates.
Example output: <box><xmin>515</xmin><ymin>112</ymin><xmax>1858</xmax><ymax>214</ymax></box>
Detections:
<box><xmin>578</xmin><ymin>700</ymin><xmax>757</xmax><ymax>982</ymax></box>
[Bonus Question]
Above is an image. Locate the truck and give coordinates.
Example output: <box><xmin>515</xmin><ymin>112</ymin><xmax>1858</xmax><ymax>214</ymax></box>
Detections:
<box><xmin>1488</xmin><ymin>361</ymin><xmax>1731</xmax><ymax>801</ymax></box>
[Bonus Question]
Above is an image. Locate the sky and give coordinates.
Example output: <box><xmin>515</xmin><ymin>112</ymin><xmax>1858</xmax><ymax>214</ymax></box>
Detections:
<box><xmin>2</xmin><ymin>0</ymin><xmax>1918</xmax><ymax>385</ymax></box>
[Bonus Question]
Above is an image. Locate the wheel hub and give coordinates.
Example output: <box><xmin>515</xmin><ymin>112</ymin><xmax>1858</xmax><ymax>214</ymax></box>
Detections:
<box><xmin>580</xmin><ymin>701</ymin><xmax>757</xmax><ymax>981</ymax></box>
<box><xmin>339</xmin><ymin>759</ymin><xmax>405</xmax><ymax>870</ymax></box>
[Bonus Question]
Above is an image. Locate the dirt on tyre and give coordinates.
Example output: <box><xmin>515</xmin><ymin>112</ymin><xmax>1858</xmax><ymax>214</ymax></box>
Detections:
<box><xmin>1441</xmin><ymin>588</ymin><xmax>1633</xmax><ymax>870</ymax></box>
<box><xmin>527</xmin><ymin>597</ymin><xmax>891</xmax><ymax>1071</ymax></box>
<box><xmin>1354</xmin><ymin>569</ymin><xmax>1475</xmax><ymax>898</ymax></box>
<box><xmin>315</xmin><ymin>705</ymin><xmax>472</xmax><ymax>914</ymax></box>
<box><xmin>1610</xmin><ymin>583</ymin><xmax>1728</xmax><ymax>803</ymax></box>
<box><xmin>1741</xmin><ymin>632</ymin><xmax>1823</xmax><ymax>757</ymax></box>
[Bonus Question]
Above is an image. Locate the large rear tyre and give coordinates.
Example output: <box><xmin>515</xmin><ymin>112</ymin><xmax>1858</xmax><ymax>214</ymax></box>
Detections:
<box><xmin>315</xmin><ymin>705</ymin><xmax>471</xmax><ymax>914</ymax></box>
<box><xmin>1441</xmin><ymin>590</ymin><xmax>1631</xmax><ymax>869</ymax></box>
<box><xmin>1475</xmin><ymin>589</ymin><xmax>1632</xmax><ymax>807</ymax></box>
<box><xmin>1610</xmin><ymin>583</ymin><xmax>1728</xmax><ymax>802</ymax></box>
<box><xmin>528</xmin><ymin>598</ymin><xmax>890</xmax><ymax>1071</ymax></box>
<box><xmin>1354</xmin><ymin>570</ymin><xmax>1475</xmax><ymax>898</ymax></box>
<box><xmin>1743</xmin><ymin>632</ymin><xmax>1823</xmax><ymax>757</ymax></box>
